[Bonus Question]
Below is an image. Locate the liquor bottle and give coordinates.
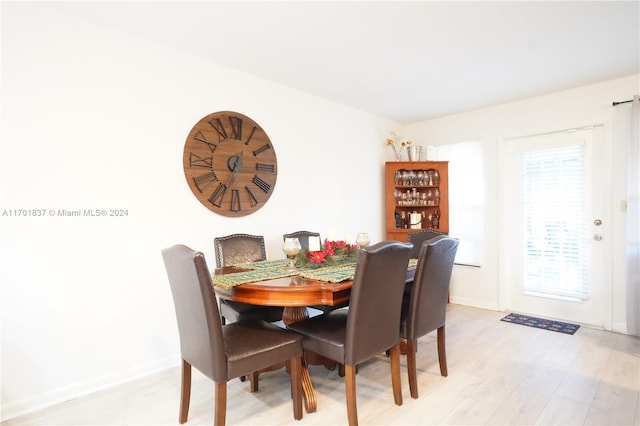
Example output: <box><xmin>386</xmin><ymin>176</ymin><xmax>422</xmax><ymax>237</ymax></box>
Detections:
<box><xmin>432</xmin><ymin>208</ymin><xmax>440</xmax><ymax>229</ymax></box>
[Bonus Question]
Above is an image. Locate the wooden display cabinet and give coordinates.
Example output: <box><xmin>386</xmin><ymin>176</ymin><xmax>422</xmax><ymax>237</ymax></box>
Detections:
<box><xmin>385</xmin><ymin>161</ymin><xmax>449</xmax><ymax>242</ymax></box>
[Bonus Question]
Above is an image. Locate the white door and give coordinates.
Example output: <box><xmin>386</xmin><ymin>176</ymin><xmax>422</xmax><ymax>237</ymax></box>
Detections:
<box><xmin>501</xmin><ymin>126</ymin><xmax>611</xmax><ymax>329</ymax></box>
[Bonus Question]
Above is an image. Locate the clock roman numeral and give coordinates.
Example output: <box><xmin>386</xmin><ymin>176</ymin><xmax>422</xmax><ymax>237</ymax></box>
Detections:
<box><xmin>193</xmin><ymin>171</ymin><xmax>218</xmax><ymax>192</ymax></box>
<box><xmin>208</xmin><ymin>182</ymin><xmax>227</xmax><ymax>207</ymax></box>
<box><xmin>245</xmin><ymin>186</ymin><xmax>259</xmax><ymax>206</ymax></box>
<box><xmin>252</xmin><ymin>175</ymin><xmax>271</xmax><ymax>193</ymax></box>
<box><xmin>230</xmin><ymin>189</ymin><xmax>241</xmax><ymax>212</ymax></box>
<box><xmin>228</xmin><ymin>116</ymin><xmax>243</xmax><ymax>140</ymax></box>
<box><xmin>252</xmin><ymin>143</ymin><xmax>271</xmax><ymax>156</ymax></box>
<box><xmin>189</xmin><ymin>153</ymin><xmax>213</xmax><ymax>169</ymax></box>
<box><xmin>193</xmin><ymin>131</ymin><xmax>217</xmax><ymax>152</ymax></box>
<box><xmin>256</xmin><ymin>163</ymin><xmax>275</xmax><ymax>173</ymax></box>
<box><xmin>244</xmin><ymin>126</ymin><xmax>257</xmax><ymax>146</ymax></box>
<box><xmin>208</xmin><ymin>118</ymin><xmax>228</xmax><ymax>141</ymax></box>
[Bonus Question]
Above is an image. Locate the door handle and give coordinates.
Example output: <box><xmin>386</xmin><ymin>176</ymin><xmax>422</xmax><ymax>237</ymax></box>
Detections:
<box><xmin>594</xmin><ymin>234</ymin><xmax>603</xmax><ymax>241</ymax></box>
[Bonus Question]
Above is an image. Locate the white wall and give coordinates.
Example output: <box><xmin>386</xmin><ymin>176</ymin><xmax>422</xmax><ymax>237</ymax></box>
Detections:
<box><xmin>2</xmin><ymin>2</ymin><xmax>638</xmax><ymax>421</ymax></box>
<box><xmin>404</xmin><ymin>74</ymin><xmax>639</xmax><ymax>330</ymax></box>
<box><xmin>0</xmin><ymin>3</ymin><xmax>398</xmax><ymax>419</ymax></box>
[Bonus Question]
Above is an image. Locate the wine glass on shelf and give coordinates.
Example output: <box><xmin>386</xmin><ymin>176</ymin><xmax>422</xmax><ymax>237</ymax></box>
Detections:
<box><xmin>426</xmin><ymin>169</ymin><xmax>434</xmax><ymax>186</ymax></box>
<box><xmin>407</xmin><ymin>170</ymin><xmax>417</xmax><ymax>185</ymax></box>
<box><xmin>401</xmin><ymin>170</ymin><xmax>410</xmax><ymax>186</ymax></box>
<box><xmin>282</xmin><ymin>237</ymin><xmax>302</xmax><ymax>272</ymax></box>
<box><xmin>395</xmin><ymin>170</ymin><xmax>402</xmax><ymax>185</ymax></box>
<box><xmin>356</xmin><ymin>232</ymin><xmax>370</xmax><ymax>249</ymax></box>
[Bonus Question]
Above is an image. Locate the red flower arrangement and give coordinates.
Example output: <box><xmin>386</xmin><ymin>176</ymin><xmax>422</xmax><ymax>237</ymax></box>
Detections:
<box><xmin>296</xmin><ymin>239</ymin><xmax>359</xmax><ymax>268</ymax></box>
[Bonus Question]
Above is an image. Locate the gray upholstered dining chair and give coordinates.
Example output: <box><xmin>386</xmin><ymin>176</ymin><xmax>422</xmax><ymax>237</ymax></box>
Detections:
<box><xmin>286</xmin><ymin>241</ymin><xmax>412</xmax><ymax>426</ymax></box>
<box><xmin>407</xmin><ymin>229</ymin><xmax>448</xmax><ymax>258</ymax></box>
<box><xmin>161</xmin><ymin>244</ymin><xmax>303</xmax><ymax>426</ymax></box>
<box><xmin>214</xmin><ymin>233</ymin><xmax>268</xmax><ymax>268</ymax></box>
<box><xmin>400</xmin><ymin>235</ymin><xmax>458</xmax><ymax>399</ymax></box>
<box><xmin>213</xmin><ymin>233</ymin><xmax>284</xmax><ymax>324</ymax></box>
<box><xmin>282</xmin><ymin>230</ymin><xmax>321</xmax><ymax>250</ymax></box>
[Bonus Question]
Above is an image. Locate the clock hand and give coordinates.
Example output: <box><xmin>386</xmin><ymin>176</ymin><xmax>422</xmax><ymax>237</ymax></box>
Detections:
<box><xmin>234</xmin><ymin>151</ymin><xmax>244</xmax><ymax>173</ymax></box>
<box><xmin>226</xmin><ymin>151</ymin><xmax>244</xmax><ymax>190</ymax></box>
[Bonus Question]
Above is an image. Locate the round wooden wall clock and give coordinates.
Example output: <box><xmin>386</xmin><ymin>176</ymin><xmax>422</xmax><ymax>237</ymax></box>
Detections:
<box><xmin>183</xmin><ymin>111</ymin><xmax>278</xmax><ymax>217</ymax></box>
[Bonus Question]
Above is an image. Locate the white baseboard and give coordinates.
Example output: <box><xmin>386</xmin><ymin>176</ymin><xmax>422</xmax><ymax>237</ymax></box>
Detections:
<box><xmin>611</xmin><ymin>321</ymin><xmax>629</xmax><ymax>335</ymax></box>
<box><xmin>1</xmin><ymin>357</ymin><xmax>179</xmax><ymax>422</ymax></box>
<box><xmin>450</xmin><ymin>297</ymin><xmax>501</xmax><ymax>312</ymax></box>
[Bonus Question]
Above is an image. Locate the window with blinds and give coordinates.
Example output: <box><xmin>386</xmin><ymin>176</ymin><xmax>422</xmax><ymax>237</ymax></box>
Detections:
<box><xmin>437</xmin><ymin>141</ymin><xmax>484</xmax><ymax>266</ymax></box>
<box><xmin>522</xmin><ymin>144</ymin><xmax>589</xmax><ymax>301</ymax></box>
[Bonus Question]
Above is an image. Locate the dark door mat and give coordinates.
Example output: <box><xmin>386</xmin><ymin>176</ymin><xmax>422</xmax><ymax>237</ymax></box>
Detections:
<box><xmin>501</xmin><ymin>313</ymin><xmax>580</xmax><ymax>335</ymax></box>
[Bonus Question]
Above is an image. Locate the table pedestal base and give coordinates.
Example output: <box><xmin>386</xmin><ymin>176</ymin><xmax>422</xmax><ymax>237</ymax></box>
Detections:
<box><xmin>282</xmin><ymin>306</ymin><xmax>327</xmax><ymax>413</ymax></box>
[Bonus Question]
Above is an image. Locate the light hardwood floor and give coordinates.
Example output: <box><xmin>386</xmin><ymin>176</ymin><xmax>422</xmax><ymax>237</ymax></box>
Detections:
<box><xmin>4</xmin><ymin>304</ymin><xmax>639</xmax><ymax>425</ymax></box>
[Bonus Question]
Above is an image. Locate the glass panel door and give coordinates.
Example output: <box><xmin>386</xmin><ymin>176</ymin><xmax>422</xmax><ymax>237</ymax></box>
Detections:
<box><xmin>501</xmin><ymin>126</ymin><xmax>610</xmax><ymax>328</ymax></box>
<box><xmin>522</xmin><ymin>144</ymin><xmax>589</xmax><ymax>301</ymax></box>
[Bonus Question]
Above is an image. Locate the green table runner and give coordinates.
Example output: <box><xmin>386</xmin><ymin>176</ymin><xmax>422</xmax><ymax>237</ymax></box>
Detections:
<box><xmin>213</xmin><ymin>258</ymin><xmax>418</xmax><ymax>290</ymax></box>
<box><xmin>235</xmin><ymin>259</ymin><xmax>290</xmax><ymax>270</ymax></box>
<box><xmin>299</xmin><ymin>263</ymin><xmax>357</xmax><ymax>283</ymax></box>
<box><xmin>212</xmin><ymin>268</ymin><xmax>298</xmax><ymax>290</ymax></box>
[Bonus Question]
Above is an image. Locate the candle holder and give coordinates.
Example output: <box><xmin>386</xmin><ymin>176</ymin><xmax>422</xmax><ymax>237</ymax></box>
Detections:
<box><xmin>356</xmin><ymin>232</ymin><xmax>370</xmax><ymax>249</ymax></box>
<box><xmin>282</xmin><ymin>237</ymin><xmax>302</xmax><ymax>272</ymax></box>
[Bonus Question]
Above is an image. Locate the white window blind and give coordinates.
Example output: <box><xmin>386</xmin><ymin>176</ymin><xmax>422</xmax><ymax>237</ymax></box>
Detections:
<box><xmin>437</xmin><ymin>141</ymin><xmax>484</xmax><ymax>266</ymax></box>
<box><xmin>522</xmin><ymin>144</ymin><xmax>589</xmax><ymax>301</ymax></box>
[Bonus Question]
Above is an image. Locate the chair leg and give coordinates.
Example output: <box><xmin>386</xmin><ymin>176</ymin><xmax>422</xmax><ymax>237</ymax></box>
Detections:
<box><xmin>339</xmin><ymin>363</ymin><xmax>358</xmax><ymax>377</ymax></box>
<box><xmin>344</xmin><ymin>364</ymin><xmax>358</xmax><ymax>426</ymax></box>
<box><xmin>179</xmin><ymin>359</ymin><xmax>191</xmax><ymax>424</ymax></box>
<box><xmin>437</xmin><ymin>325</ymin><xmax>448</xmax><ymax>377</ymax></box>
<box><xmin>289</xmin><ymin>357</ymin><xmax>303</xmax><ymax>420</ymax></box>
<box><xmin>389</xmin><ymin>344</ymin><xmax>403</xmax><ymax>406</ymax></box>
<box><xmin>248</xmin><ymin>371</ymin><xmax>259</xmax><ymax>392</ymax></box>
<box><xmin>406</xmin><ymin>338</ymin><xmax>419</xmax><ymax>399</ymax></box>
<box><xmin>214</xmin><ymin>382</ymin><xmax>227</xmax><ymax>426</ymax></box>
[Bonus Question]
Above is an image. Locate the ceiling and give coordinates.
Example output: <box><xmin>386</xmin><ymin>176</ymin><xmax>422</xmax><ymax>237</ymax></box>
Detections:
<box><xmin>47</xmin><ymin>1</ymin><xmax>640</xmax><ymax>124</ymax></box>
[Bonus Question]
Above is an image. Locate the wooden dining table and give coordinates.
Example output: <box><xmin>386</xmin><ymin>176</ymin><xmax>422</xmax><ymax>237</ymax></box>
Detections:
<box><xmin>213</xmin><ymin>262</ymin><xmax>416</xmax><ymax>413</ymax></box>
